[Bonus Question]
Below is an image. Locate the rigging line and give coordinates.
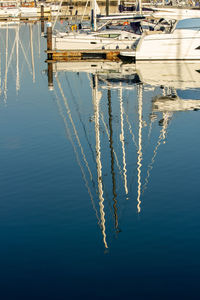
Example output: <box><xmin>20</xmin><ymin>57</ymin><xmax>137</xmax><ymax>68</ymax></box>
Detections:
<box><xmin>100</xmin><ymin>112</ymin><xmax>123</xmax><ymax>178</ymax></box>
<box><xmin>55</xmin><ymin>75</ymin><xmax>94</xmax><ymax>183</ymax></box>
<box><xmin>147</xmin><ymin>117</ymin><xmax>154</xmax><ymax>141</ymax></box>
<box><xmin>108</xmin><ymin>88</ymin><xmax>119</xmax><ymax>231</ymax></box>
<box><xmin>147</xmin><ymin>89</ymin><xmax>165</xmax><ymax>143</ymax></box>
<box><xmin>18</xmin><ymin>38</ymin><xmax>32</xmax><ymax>74</ymax></box>
<box><xmin>53</xmin><ymin>86</ymin><xmax>100</xmax><ymax>224</ymax></box>
<box><xmin>136</xmin><ymin>84</ymin><xmax>143</xmax><ymax>214</ymax></box>
<box><xmin>142</xmin><ymin>112</ymin><xmax>170</xmax><ymax>194</ymax></box>
<box><xmin>119</xmin><ymin>85</ymin><xmax>128</xmax><ymax>196</ymax></box>
<box><xmin>52</xmin><ymin>0</ymin><xmax>64</xmax><ymax>31</ymax></box>
<box><xmin>64</xmin><ymin>72</ymin><xmax>96</xmax><ymax>167</ymax></box>
<box><xmin>93</xmin><ymin>74</ymin><xmax>108</xmax><ymax>249</ymax></box>
<box><xmin>123</xmin><ymin>101</ymin><xmax>138</xmax><ymax>149</ymax></box>
<box><xmin>6</xmin><ymin>32</ymin><xmax>16</xmax><ymax>78</ymax></box>
<box><xmin>81</xmin><ymin>0</ymin><xmax>89</xmax><ymax>23</ymax></box>
<box><xmin>4</xmin><ymin>26</ymin><xmax>18</xmax><ymax>72</ymax></box>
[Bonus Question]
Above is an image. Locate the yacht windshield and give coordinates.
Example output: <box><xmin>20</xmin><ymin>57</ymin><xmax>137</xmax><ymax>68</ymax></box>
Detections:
<box><xmin>175</xmin><ymin>18</ymin><xmax>200</xmax><ymax>30</ymax></box>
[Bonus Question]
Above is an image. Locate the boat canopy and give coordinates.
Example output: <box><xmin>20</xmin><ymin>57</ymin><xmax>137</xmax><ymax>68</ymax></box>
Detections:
<box><xmin>175</xmin><ymin>18</ymin><xmax>200</xmax><ymax>30</ymax></box>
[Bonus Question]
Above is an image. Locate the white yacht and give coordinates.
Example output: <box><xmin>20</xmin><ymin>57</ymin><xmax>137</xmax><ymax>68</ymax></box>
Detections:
<box><xmin>135</xmin><ymin>18</ymin><xmax>200</xmax><ymax>60</ymax></box>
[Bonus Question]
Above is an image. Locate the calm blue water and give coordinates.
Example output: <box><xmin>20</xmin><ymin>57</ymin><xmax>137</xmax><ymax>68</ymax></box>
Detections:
<box><xmin>0</xmin><ymin>23</ymin><xmax>200</xmax><ymax>299</ymax></box>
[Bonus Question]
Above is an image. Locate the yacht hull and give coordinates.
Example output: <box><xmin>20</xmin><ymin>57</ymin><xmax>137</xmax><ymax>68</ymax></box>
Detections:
<box><xmin>52</xmin><ymin>31</ymin><xmax>138</xmax><ymax>51</ymax></box>
<box><xmin>136</xmin><ymin>30</ymin><xmax>200</xmax><ymax>60</ymax></box>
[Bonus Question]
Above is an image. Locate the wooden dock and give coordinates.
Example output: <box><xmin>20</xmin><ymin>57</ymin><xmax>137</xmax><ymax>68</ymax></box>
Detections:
<box><xmin>46</xmin><ymin>49</ymin><xmax>121</xmax><ymax>61</ymax></box>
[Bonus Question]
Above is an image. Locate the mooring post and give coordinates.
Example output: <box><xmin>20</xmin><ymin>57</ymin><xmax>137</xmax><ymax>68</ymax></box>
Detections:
<box><xmin>48</xmin><ymin>62</ymin><xmax>54</xmax><ymax>90</ymax></box>
<box><xmin>47</xmin><ymin>22</ymin><xmax>52</xmax><ymax>61</ymax></box>
<box><xmin>106</xmin><ymin>0</ymin><xmax>109</xmax><ymax>16</ymax></box>
<box><xmin>41</xmin><ymin>4</ymin><xmax>44</xmax><ymax>36</ymax></box>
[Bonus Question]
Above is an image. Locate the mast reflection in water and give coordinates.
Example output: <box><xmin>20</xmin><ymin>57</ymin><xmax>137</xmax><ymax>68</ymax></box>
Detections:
<box><xmin>1</xmin><ymin>23</ymin><xmax>200</xmax><ymax>298</ymax></box>
<box><xmin>47</xmin><ymin>59</ymin><xmax>200</xmax><ymax>249</ymax></box>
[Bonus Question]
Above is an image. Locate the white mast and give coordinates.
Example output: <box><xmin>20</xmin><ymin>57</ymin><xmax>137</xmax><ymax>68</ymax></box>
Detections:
<box><xmin>90</xmin><ymin>0</ymin><xmax>98</xmax><ymax>31</ymax></box>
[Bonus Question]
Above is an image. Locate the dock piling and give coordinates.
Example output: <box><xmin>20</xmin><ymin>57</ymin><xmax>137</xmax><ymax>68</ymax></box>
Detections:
<box><xmin>41</xmin><ymin>5</ymin><xmax>44</xmax><ymax>35</ymax></box>
<box><xmin>48</xmin><ymin>63</ymin><xmax>54</xmax><ymax>90</ymax></box>
<box><xmin>47</xmin><ymin>22</ymin><xmax>52</xmax><ymax>60</ymax></box>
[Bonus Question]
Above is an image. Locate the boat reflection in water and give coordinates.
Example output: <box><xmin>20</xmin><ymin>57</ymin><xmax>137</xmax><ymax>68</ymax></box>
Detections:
<box><xmin>136</xmin><ymin>61</ymin><xmax>200</xmax><ymax>112</ymax></box>
<box><xmin>47</xmin><ymin>60</ymin><xmax>200</xmax><ymax>248</ymax></box>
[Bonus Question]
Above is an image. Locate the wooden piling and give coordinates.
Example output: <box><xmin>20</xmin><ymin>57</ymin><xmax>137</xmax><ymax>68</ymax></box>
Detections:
<box><xmin>106</xmin><ymin>0</ymin><xmax>109</xmax><ymax>16</ymax></box>
<box><xmin>48</xmin><ymin>63</ymin><xmax>54</xmax><ymax>90</ymax></box>
<box><xmin>41</xmin><ymin>5</ymin><xmax>44</xmax><ymax>35</ymax></box>
<box><xmin>47</xmin><ymin>22</ymin><xmax>52</xmax><ymax>60</ymax></box>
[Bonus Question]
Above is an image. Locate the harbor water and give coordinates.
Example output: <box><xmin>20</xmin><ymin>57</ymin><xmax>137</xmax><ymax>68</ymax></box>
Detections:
<box><xmin>0</xmin><ymin>22</ymin><xmax>200</xmax><ymax>299</ymax></box>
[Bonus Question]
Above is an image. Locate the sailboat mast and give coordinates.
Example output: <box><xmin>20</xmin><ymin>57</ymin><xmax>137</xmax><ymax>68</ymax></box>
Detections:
<box><xmin>91</xmin><ymin>0</ymin><xmax>97</xmax><ymax>31</ymax></box>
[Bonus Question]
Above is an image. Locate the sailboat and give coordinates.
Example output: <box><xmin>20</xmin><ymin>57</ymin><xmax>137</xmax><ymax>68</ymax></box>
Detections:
<box><xmin>51</xmin><ymin>0</ymin><xmax>141</xmax><ymax>51</ymax></box>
